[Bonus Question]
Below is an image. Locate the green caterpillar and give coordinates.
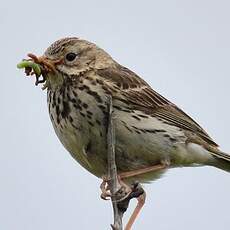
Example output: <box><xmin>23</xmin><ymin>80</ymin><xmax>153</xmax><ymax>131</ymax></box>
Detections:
<box><xmin>17</xmin><ymin>61</ymin><xmax>42</xmax><ymax>76</ymax></box>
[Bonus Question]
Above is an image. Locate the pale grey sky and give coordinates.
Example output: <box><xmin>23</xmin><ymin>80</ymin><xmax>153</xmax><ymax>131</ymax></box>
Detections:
<box><xmin>1</xmin><ymin>0</ymin><xmax>230</xmax><ymax>229</ymax></box>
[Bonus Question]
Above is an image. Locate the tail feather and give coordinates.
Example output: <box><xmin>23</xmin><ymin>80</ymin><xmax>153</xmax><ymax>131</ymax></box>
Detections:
<box><xmin>210</xmin><ymin>150</ymin><xmax>230</xmax><ymax>161</ymax></box>
<box><xmin>210</xmin><ymin>151</ymin><xmax>230</xmax><ymax>172</ymax></box>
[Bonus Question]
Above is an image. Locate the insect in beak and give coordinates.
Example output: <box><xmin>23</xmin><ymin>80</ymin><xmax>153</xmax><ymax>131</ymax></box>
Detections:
<box><xmin>17</xmin><ymin>53</ymin><xmax>63</xmax><ymax>88</ymax></box>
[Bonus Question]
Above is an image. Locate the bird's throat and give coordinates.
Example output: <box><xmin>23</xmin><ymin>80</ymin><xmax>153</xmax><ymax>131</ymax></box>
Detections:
<box><xmin>46</xmin><ymin>72</ymin><xmax>65</xmax><ymax>90</ymax></box>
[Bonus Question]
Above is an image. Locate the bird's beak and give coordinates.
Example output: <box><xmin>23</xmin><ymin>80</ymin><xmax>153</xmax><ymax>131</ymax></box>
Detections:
<box><xmin>24</xmin><ymin>53</ymin><xmax>63</xmax><ymax>89</ymax></box>
<box><xmin>27</xmin><ymin>53</ymin><xmax>62</xmax><ymax>73</ymax></box>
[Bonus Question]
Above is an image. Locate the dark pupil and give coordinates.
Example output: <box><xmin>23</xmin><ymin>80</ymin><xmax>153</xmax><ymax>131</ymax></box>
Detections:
<box><xmin>66</xmin><ymin>52</ymin><xmax>77</xmax><ymax>61</ymax></box>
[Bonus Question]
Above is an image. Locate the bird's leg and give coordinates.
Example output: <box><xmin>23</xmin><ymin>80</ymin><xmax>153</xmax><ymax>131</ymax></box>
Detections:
<box><xmin>124</xmin><ymin>186</ymin><xmax>146</xmax><ymax>230</ymax></box>
<box><xmin>100</xmin><ymin>160</ymin><xmax>169</xmax><ymax>199</ymax></box>
<box><xmin>100</xmin><ymin>161</ymin><xmax>170</xmax><ymax>229</ymax></box>
<box><xmin>119</xmin><ymin>160</ymin><xmax>169</xmax><ymax>179</ymax></box>
<box><xmin>101</xmin><ymin>179</ymin><xmax>146</xmax><ymax>230</ymax></box>
<box><xmin>121</xmin><ymin>160</ymin><xmax>170</xmax><ymax>230</ymax></box>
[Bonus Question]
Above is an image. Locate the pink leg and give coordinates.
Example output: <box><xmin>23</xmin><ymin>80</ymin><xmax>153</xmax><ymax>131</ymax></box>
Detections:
<box><xmin>125</xmin><ymin>192</ymin><xmax>146</xmax><ymax>230</ymax></box>
<box><xmin>119</xmin><ymin>162</ymin><xmax>168</xmax><ymax>179</ymax></box>
<box><xmin>101</xmin><ymin>161</ymin><xmax>170</xmax><ymax>229</ymax></box>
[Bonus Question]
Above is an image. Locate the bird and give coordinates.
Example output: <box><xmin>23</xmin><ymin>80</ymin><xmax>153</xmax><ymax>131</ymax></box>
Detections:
<box><xmin>24</xmin><ymin>37</ymin><xmax>230</xmax><ymax>229</ymax></box>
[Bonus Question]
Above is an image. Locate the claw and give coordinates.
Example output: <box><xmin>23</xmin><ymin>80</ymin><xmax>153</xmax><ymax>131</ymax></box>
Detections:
<box><xmin>101</xmin><ymin>191</ymin><xmax>111</xmax><ymax>200</ymax></box>
<box><xmin>100</xmin><ymin>176</ymin><xmax>112</xmax><ymax>200</ymax></box>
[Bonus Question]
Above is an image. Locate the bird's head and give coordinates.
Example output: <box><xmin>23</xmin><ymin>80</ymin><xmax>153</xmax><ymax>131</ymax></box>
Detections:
<box><xmin>22</xmin><ymin>37</ymin><xmax>115</xmax><ymax>89</ymax></box>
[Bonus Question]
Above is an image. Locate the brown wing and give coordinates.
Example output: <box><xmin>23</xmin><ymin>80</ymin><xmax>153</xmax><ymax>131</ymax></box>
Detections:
<box><xmin>97</xmin><ymin>64</ymin><xmax>218</xmax><ymax>147</ymax></box>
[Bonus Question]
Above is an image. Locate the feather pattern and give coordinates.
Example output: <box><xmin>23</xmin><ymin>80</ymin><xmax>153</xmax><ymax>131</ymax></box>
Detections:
<box><xmin>97</xmin><ymin>64</ymin><xmax>218</xmax><ymax>148</ymax></box>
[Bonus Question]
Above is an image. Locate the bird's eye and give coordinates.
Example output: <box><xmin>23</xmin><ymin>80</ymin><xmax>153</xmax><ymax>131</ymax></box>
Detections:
<box><xmin>65</xmin><ymin>52</ymin><xmax>77</xmax><ymax>62</ymax></box>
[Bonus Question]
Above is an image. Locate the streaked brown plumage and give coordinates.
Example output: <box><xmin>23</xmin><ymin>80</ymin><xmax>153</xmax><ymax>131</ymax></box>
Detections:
<box><xmin>24</xmin><ymin>37</ymin><xmax>230</xmax><ymax>229</ymax></box>
<box><xmin>97</xmin><ymin>66</ymin><xmax>218</xmax><ymax>147</ymax></box>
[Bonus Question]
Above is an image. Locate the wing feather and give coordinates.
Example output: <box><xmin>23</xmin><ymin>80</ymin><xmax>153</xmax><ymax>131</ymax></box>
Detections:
<box><xmin>97</xmin><ymin>65</ymin><xmax>218</xmax><ymax>147</ymax></box>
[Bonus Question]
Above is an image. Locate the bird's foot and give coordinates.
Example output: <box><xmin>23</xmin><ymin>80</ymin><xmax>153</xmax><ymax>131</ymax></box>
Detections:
<box><xmin>116</xmin><ymin>181</ymin><xmax>145</xmax><ymax>214</ymax></box>
<box><xmin>124</xmin><ymin>183</ymin><xmax>146</xmax><ymax>230</ymax></box>
<box><xmin>100</xmin><ymin>176</ymin><xmax>111</xmax><ymax>200</ymax></box>
<box><xmin>100</xmin><ymin>175</ymin><xmax>132</xmax><ymax>201</ymax></box>
<box><xmin>100</xmin><ymin>177</ymin><xmax>146</xmax><ymax>230</ymax></box>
